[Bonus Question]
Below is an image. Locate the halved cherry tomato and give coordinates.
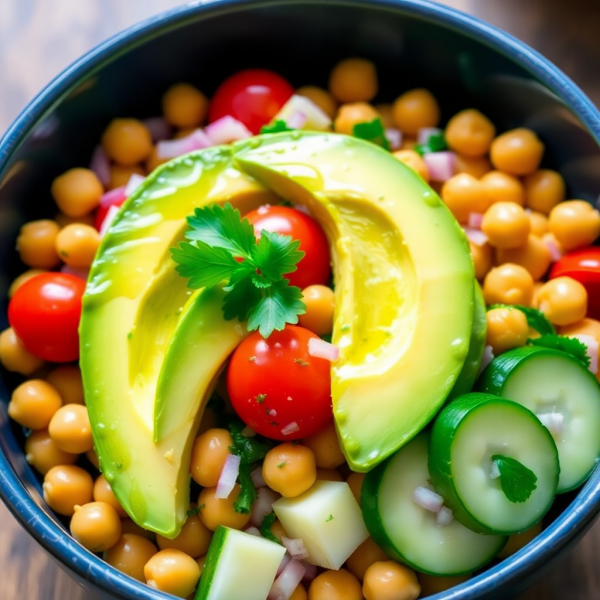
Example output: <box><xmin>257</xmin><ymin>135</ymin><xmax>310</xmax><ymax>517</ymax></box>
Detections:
<box><xmin>8</xmin><ymin>273</ymin><xmax>85</xmax><ymax>362</ymax></box>
<box><xmin>208</xmin><ymin>69</ymin><xmax>294</xmax><ymax>134</ymax></box>
<box><xmin>227</xmin><ymin>325</ymin><xmax>332</xmax><ymax>440</ymax></box>
<box><xmin>549</xmin><ymin>246</ymin><xmax>600</xmax><ymax>319</ymax></box>
<box><xmin>245</xmin><ymin>205</ymin><xmax>331</xmax><ymax>289</ymax></box>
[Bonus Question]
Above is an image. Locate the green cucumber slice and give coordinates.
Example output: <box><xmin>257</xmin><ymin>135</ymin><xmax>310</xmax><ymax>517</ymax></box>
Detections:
<box><xmin>478</xmin><ymin>346</ymin><xmax>600</xmax><ymax>493</ymax></box>
<box><xmin>361</xmin><ymin>433</ymin><xmax>506</xmax><ymax>575</ymax></box>
<box><xmin>428</xmin><ymin>393</ymin><xmax>559</xmax><ymax>535</ymax></box>
<box><xmin>195</xmin><ymin>526</ymin><xmax>286</xmax><ymax>600</ymax></box>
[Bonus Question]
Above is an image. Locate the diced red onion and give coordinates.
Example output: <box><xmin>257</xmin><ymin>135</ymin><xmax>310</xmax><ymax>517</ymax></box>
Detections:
<box><xmin>215</xmin><ymin>453</ymin><xmax>241</xmax><ymax>499</ymax></box>
<box><xmin>417</xmin><ymin>127</ymin><xmax>443</xmax><ymax>145</ymax></box>
<box><xmin>60</xmin><ymin>265</ymin><xmax>90</xmax><ymax>281</ymax></box>
<box><xmin>468</xmin><ymin>212</ymin><xmax>484</xmax><ymax>229</ymax></box>
<box><xmin>156</xmin><ymin>129</ymin><xmax>213</xmax><ymax>158</ymax></box>
<box><xmin>301</xmin><ymin>561</ymin><xmax>318</xmax><ymax>583</ymax></box>
<box><xmin>463</xmin><ymin>227</ymin><xmax>489</xmax><ymax>247</ymax></box>
<box><xmin>282</xmin><ymin>537</ymin><xmax>309</xmax><ymax>560</ymax></box>
<box><xmin>124</xmin><ymin>173</ymin><xmax>146</xmax><ymax>198</ymax></box>
<box><xmin>281</xmin><ymin>422</ymin><xmax>300</xmax><ymax>437</ymax></box>
<box><xmin>267</xmin><ymin>408</ymin><xmax>278</xmax><ymax>417</ymax></box>
<box><xmin>293</xmin><ymin>203</ymin><xmax>311</xmax><ymax>216</ymax></box>
<box><xmin>89</xmin><ymin>145</ymin><xmax>111</xmax><ymax>187</ymax></box>
<box><xmin>99</xmin><ymin>205</ymin><xmax>121</xmax><ymax>238</ymax></box>
<box><xmin>269</xmin><ymin>560</ymin><xmax>306</xmax><ymax>600</ymax></box>
<box><xmin>490</xmin><ymin>460</ymin><xmax>501</xmax><ymax>480</ymax></box>
<box><xmin>437</xmin><ymin>506</ymin><xmax>454</xmax><ymax>527</ymax></box>
<box><xmin>412</xmin><ymin>486</ymin><xmax>444</xmax><ymax>513</ymax></box>
<box><xmin>143</xmin><ymin>117</ymin><xmax>172</xmax><ymax>142</ymax></box>
<box><xmin>251</xmin><ymin>465</ymin><xmax>266</xmax><ymax>488</ymax></box>
<box><xmin>544</xmin><ymin>236</ymin><xmax>563</xmax><ymax>262</ymax></box>
<box><xmin>245</xmin><ymin>526</ymin><xmax>261</xmax><ymax>537</ymax></box>
<box><xmin>308</xmin><ymin>338</ymin><xmax>339</xmax><ymax>361</ymax></box>
<box><xmin>423</xmin><ymin>151</ymin><xmax>456</xmax><ymax>182</ymax></box>
<box><xmin>537</xmin><ymin>412</ymin><xmax>564</xmax><ymax>436</ymax></box>
<box><xmin>570</xmin><ymin>334</ymin><xmax>599</xmax><ymax>374</ymax></box>
<box><xmin>275</xmin><ymin>95</ymin><xmax>331</xmax><ymax>131</ymax></box>
<box><xmin>477</xmin><ymin>345</ymin><xmax>495</xmax><ymax>376</ymax></box>
<box><xmin>205</xmin><ymin>116</ymin><xmax>252</xmax><ymax>144</ymax></box>
<box><xmin>99</xmin><ymin>185</ymin><xmax>126</xmax><ymax>209</ymax></box>
<box><xmin>276</xmin><ymin>553</ymin><xmax>291</xmax><ymax>576</ymax></box>
<box><xmin>286</xmin><ymin>111</ymin><xmax>308</xmax><ymax>129</ymax></box>
<box><xmin>385</xmin><ymin>128</ymin><xmax>402</xmax><ymax>151</ymax></box>
<box><xmin>250</xmin><ymin>486</ymin><xmax>279</xmax><ymax>526</ymax></box>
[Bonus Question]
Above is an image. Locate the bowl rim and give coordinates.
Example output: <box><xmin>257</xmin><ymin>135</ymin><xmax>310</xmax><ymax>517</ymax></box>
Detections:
<box><xmin>1</xmin><ymin>1</ymin><xmax>600</xmax><ymax>599</ymax></box>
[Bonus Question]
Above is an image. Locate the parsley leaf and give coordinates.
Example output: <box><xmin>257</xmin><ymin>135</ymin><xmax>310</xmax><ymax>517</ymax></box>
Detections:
<box><xmin>492</xmin><ymin>455</ymin><xmax>538</xmax><ymax>503</ymax></box>
<box><xmin>260</xmin><ymin>512</ymin><xmax>281</xmax><ymax>544</ymax></box>
<box><xmin>352</xmin><ymin>118</ymin><xmax>391</xmax><ymax>151</ymax></box>
<box><xmin>488</xmin><ymin>304</ymin><xmax>556</xmax><ymax>336</ymax></box>
<box><xmin>228</xmin><ymin>420</ymin><xmax>271</xmax><ymax>465</ymax></box>
<box><xmin>253</xmin><ymin>231</ymin><xmax>304</xmax><ymax>282</ymax></box>
<box><xmin>171</xmin><ymin>242</ymin><xmax>239</xmax><ymax>289</ymax></box>
<box><xmin>234</xmin><ymin>463</ymin><xmax>256</xmax><ymax>514</ymax></box>
<box><xmin>260</xmin><ymin>120</ymin><xmax>294</xmax><ymax>135</ymax></box>
<box><xmin>529</xmin><ymin>334</ymin><xmax>591</xmax><ymax>368</ymax></box>
<box><xmin>414</xmin><ymin>131</ymin><xmax>448</xmax><ymax>155</ymax></box>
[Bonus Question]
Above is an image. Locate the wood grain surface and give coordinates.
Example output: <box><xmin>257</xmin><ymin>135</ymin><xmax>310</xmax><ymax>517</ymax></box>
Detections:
<box><xmin>1</xmin><ymin>1</ymin><xmax>600</xmax><ymax>599</ymax></box>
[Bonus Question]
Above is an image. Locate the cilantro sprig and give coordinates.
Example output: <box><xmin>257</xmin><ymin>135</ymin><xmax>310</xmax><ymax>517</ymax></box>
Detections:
<box><xmin>352</xmin><ymin>118</ymin><xmax>391</xmax><ymax>151</ymax></box>
<box><xmin>260</xmin><ymin>120</ymin><xmax>294</xmax><ymax>134</ymax></box>
<box><xmin>488</xmin><ymin>304</ymin><xmax>555</xmax><ymax>336</ymax></box>
<box><xmin>171</xmin><ymin>203</ymin><xmax>306</xmax><ymax>338</ymax></box>
<box><xmin>260</xmin><ymin>512</ymin><xmax>281</xmax><ymax>544</ymax></box>
<box><xmin>492</xmin><ymin>455</ymin><xmax>538</xmax><ymax>503</ymax></box>
<box><xmin>414</xmin><ymin>131</ymin><xmax>448</xmax><ymax>156</ymax></box>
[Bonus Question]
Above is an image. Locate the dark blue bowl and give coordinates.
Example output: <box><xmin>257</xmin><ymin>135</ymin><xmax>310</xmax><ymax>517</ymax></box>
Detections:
<box><xmin>1</xmin><ymin>1</ymin><xmax>600</xmax><ymax>599</ymax></box>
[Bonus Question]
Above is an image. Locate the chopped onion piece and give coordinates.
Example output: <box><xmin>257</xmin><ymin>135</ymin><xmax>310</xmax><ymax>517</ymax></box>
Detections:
<box><xmin>490</xmin><ymin>460</ymin><xmax>501</xmax><ymax>480</ymax></box>
<box><xmin>569</xmin><ymin>334</ymin><xmax>599</xmax><ymax>374</ymax></box>
<box><xmin>286</xmin><ymin>111</ymin><xmax>308</xmax><ymax>129</ymax></box>
<box><xmin>276</xmin><ymin>553</ymin><xmax>291</xmax><ymax>576</ymax></box>
<box><xmin>293</xmin><ymin>203</ymin><xmax>311</xmax><ymax>216</ymax></box>
<box><xmin>302</xmin><ymin>561</ymin><xmax>318</xmax><ymax>582</ymax></box>
<box><xmin>89</xmin><ymin>145</ymin><xmax>110</xmax><ymax>186</ymax></box>
<box><xmin>267</xmin><ymin>408</ymin><xmax>278</xmax><ymax>417</ymax></box>
<box><xmin>99</xmin><ymin>185</ymin><xmax>126</xmax><ymax>209</ymax></box>
<box><xmin>544</xmin><ymin>237</ymin><xmax>563</xmax><ymax>262</ymax></box>
<box><xmin>308</xmin><ymin>338</ymin><xmax>339</xmax><ymax>362</ymax></box>
<box><xmin>423</xmin><ymin>151</ymin><xmax>456</xmax><ymax>182</ymax></box>
<box><xmin>274</xmin><ymin>95</ymin><xmax>332</xmax><ymax>131</ymax></box>
<box><xmin>205</xmin><ymin>116</ymin><xmax>252</xmax><ymax>144</ymax></box>
<box><xmin>250</xmin><ymin>486</ymin><xmax>279</xmax><ymax>526</ymax></box>
<box><xmin>251</xmin><ymin>465</ymin><xmax>266</xmax><ymax>488</ymax></box>
<box><xmin>124</xmin><ymin>173</ymin><xmax>146</xmax><ymax>197</ymax></box>
<box><xmin>463</xmin><ymin>227</ymin><xmax>488</xmax><ymax>247</ymax></box>
<box><xmin>245</xmin><ymin>526</ymin><xmax>261</xmax><ymax>536</ymax></box>
<box><xmin>537</xmin><ymin>412</ymin><xmax>564</xmax><ymax>436</ymax></box>
<box><xmin>60</xmin><ymin>265</ymin><xmax>90</xmax><ymax>281</ymax></box>
<box><xmin>282</xmin><ymin>537</ymin><xmax>309</xmax><ymax>560</ymax></box>
<box><xmin>417</xmin><ymin>127</ymin><xmax>443</xmax><ymax>145</ymax></box>
<box><xmin>269</xmin><ymin>559</ymin><xmax>307</xmax><ymax>600</ymax></box>
<box><xmin>281</xmin><ymin>422</ymin><xmax>300</xmax><ymax>436</ymax></box>
<box><xmin>468</xmin><ymin>212</ymin><xmax>484</xmax><ymax>229</ymax></box>
<box><xmin>99</xmin><ymin>205</ymin><xmax>121</xmax><ymax>238</ymax></box>
<box><xmin>412</xmin><ymin>486</ymin><xmax>444</xmax><ymax>513</ymax></box>
<box><xmin>437</xmin><ymin>506</ymin><xmax>454</xmax><ymax>527</ymax></box>
<box><xmin>477</xmin><ymin>345</ymin><xmax>495</xmax><ymax>376</ymax></box>
<box><xmin>156</xmin><ymin>129</ymin><xmax>212</xmax><ymax>158</ymax></box>
<box><xmin>215</xmin><ymin>453</ymin><xmax>241</xmax><ymax>499</ymax></box>
<box><xmin>143</xmin><ymin>117</ymin><xmax>172</xmax><ymax>142</ymax></box>
<box><xmin>385</xmin><ymin>128</ymin><xmax>402</xmax><ymax>150</ymax></box>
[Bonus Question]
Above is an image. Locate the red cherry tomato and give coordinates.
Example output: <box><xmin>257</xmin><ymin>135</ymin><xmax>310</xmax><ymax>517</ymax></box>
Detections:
<box><xmin>550</xmin><ymin>246</ymin><xmax>600</xmax><ymax>320</ymax></box>
<box><xmin>245</xmin><ymin>205</ymin><xmax>331</xmax><ymax>289</ymax></box>
<box><xmin>227</xmin><ymin>325</ymin><xmax>332</xmax><ymax>440</ymax></box>
<box><xmin>208</xmin><ymin>69</ymin><xmax>294</xmax><ymax>134</ymax></box>
<box><xmin>8</xmin><ymin>273</ymin><xmax>86</xmax><ymax>362</ymax></box>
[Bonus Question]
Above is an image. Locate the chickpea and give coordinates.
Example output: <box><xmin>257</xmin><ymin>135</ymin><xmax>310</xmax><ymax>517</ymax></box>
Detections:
<box><xmin>8</xmin><ymin>269</ymin><xmax>47</xmax><ymax>297</ymax></box>
<box><xmin>486</xmin><ymin>307</ymin><xmax>529</xmax><ymax>355</ymax></box>
<box><xmin>102</xmin><ymin>118</ymin><xmax>152</xmax><ymax>166</ymax></box>
<box><xmin>527</xmin><ymin>210</ymin><xmax>549</xmax><ymax>237</ymax></box>
<box><xmin>46</xmin><ymin>365</ymin><xmax>85</xmax><ymax>405</ymax></box>
<box><xmin>440</xmin><ymin>174</ymin><xmax>487</xmax><ymax>224</ymax></box>
<box><xmin>480</xmin><ymin>171</ymin><xmax>525</xmax><ymax>207</ymax></box>
<box><xmin>70</xmin><ymin>501</ymin><xmax>122</xmax><ymax>552</ymax></box>
<box><xmin>329</xmin><ymin>58</ymin><xmax>377</xmax><ymax>103</ymax></box>
<box><xmin>548</xmin><ymin>200</ymin><xmax>600</xmax><ymax>251</ymax></box>
<box><xmin>489</xmin><ymin>128</ymin><xmax>544</xmax><ymax>176</ymax></box>
<box><xmin>392</xmin><ymin>150</ymin><xmax>429</xmax><ymax>182</ymax></box>
<box><xmin>25</xmin><ymin>429</ymin><xmax>78</xmax><ymax>475</ymax></box>
<box><xmin>363</xmin><ymin>561</ymin><xmax>420</xmax><ymax>600</ymax></box>
<box><xmin>55</xmin><ymin>212</ymin><xmax>96</xmax><ymax>229</ymax></box>
<box><xmin>418</xmin><ymin>573</ymin><xmax>471</xmax><ymax>596</ymax></box>
<box><xmin>16</xmin><ymin>220</ymin><xmax>61</xmax><ymax>268</ymax></box>
<box><xmin>535</xmin><ymin>277</ymin><xmax>587</xmax><ymax>326</ymax></box>
<box><xmin>8</xmin><ymin>379</ymin><xmax>62</xmax><ymax>429</ymax></box>
<box><xmin>121</xmin><ymin>519</ymin><xmax>157</xmax><ymax>541</ymax></box>
<box><xmin>302</xmin><ymin>421</ymin><xmax>345</xmax><ymax>468</ymax></box>
<box><xmin>483</xmin><ymin>263</ymin><xmax>534</xmax><ymax>306</ymax></box>
<box><xmin>524</xmin><ymin>169</ymin><xmax>566</xmax><ymax>214</ymax></box>
<box><xmin>347</xmin><ymin>537</ymin><xmax>390</xmax><ymax>581</ymax></box>
<box><xmin>93</xmin><ymin>474</ymin><xmax>128</xmax><ymax>518</ymax></box>
<box><xmin>49</xmin><ymin>404</ymin><xmax>93</xmax><ymax>454</ymax></box>
<box><xmin>481</xmin><ymin>202</ymin><xmax>530</xmax><ymax>249</ymax></box>
<box><xmin>346</xmin><ymin>471</ymin><xmax>365</xmax><ymax>504</ymax></box>
<box><xmin>454</xmin><ymin>153</ymin><xmax>492</xmax><ymax>179</ymax></box>
<box><xmin>0</xmin><ymin>328</ymin><xmax>45</xmax><ymax>375</ymax></box>
<box><xmin>156</xmin><ymin>509</ymin><xmax>212</xmax><ymax>558</ymax></box>
<box><xmin>497</xmin><ymin>522</ymin><xmax>542</xmax><ymax>559</ymax></box>
<box><xmin>105</xmin><ymin>534</ymin><xmax>158</xmax><ymax>582</ymax></box>
<box><xmin>55</xmin><ymin>223</ymin><xmax>101</xmax><ymax>268</ymax></box>
<box><xmin>334</xmin><ymin>103</ymin><xmax>380</xmax><ymax>135</ymax></box>
<box><xmin>297</xmin><ymin>86</ymin><xmax>338</xmax><ymax>119</ymax></box>
<box><xmin>196</xmin><ymin>554</ymin><xmax>207</xmax><ymax>577</ymax></box>
<box><xmin>392</xmin><ymin>89</ymin><xmax>440</xmax><ymax>136</ymax></box>
<box><xmin>197</xmin><ymin>484</ymin><xmax>251</xmax><ymax>531</ymax></box>
<box><xmin>108</xmin><ymin>164</ymin><xmax>145</xmax><ymax>191</ymax></box>
<box><xmin>263</xmin><ymin>442</ymin><xmax>317</xmax><ymax>497</ymax></box>
<box><xmin>162</xmin><ymin>83</ymin><xmax>208</xmax><ymax>128</ymax></box>
<box><xmin>469</xmin><ymin>241</ymin><xmax>493</xmax><ymax>280</ymax></box>
<box><xmin>190</xmin><ymin>428</ymin><xmax>233</xmax><ymax>487</ymax></box>
<box><xmin>496</xmin><ymin>235</ymin><xmax>552</xmax><ymax>281</ymax></box>
<box><xmin>298</xmin><ymin>285</ymin><xmax>335</xmax><ymax>337</ymax></box>
<box><xmin>290</xmin><ymin>584</ymin><xmax>308</xmax><ymax>600</ymax></box>
<box><xmin>51</xmin><ymin>169</ymin><xmax>104</xmax><ymax>217</ymax></box>
<box><xmin>43</xmin><ymin>465</ymin><xmax>94</xmax><ymax>516</ymax></box>
<box><xmin>445</xmin><ymin>109</ymin><xmax>495</xmax><ymax>157</ymax></box>
<box><xmin>309</xmin><ymin>568</ymin><xmax>362</xmax><ymax>600</ymax></box>
<box><xmin>375</xmin><ymin>104</ymin><xmax>395</xmax><ymax>129</ymax></box>
<box><xmin>144</xmin><ymin>548</ymin><xmax>201</xmax><ymax>598</ymax></box>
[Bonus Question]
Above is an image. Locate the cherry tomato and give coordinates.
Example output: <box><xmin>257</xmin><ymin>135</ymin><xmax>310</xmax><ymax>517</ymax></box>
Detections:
<box><xmin>8</xmin><ymin>273</ymin><xmax>86</xmax><ymax>362</ymax></box>
<box><xmin>208</xmin><ymin>69</ymin><xmax>294</xmax><ymax>134</ymax></box>
<box><xmin>245</xmin><ymin>205</ymin><xmax>331</xmax><ymax>289</ymax></box>
<box><xmin>227</xmin><ymin>325</ymin><xmax>332</xmax><ymax>440</ymax></box>
<box><xmin>550</xmin><ymin>246</ymin><xmax>600</xmax><ymax>320</ymax></box>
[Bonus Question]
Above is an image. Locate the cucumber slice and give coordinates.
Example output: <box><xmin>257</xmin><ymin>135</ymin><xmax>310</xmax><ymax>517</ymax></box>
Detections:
<box><xmin>361</xmin><ymin>433</ymin><xmax>506</xmax><ymax>575</ymax></box>
<box><xmin>429</xmin><ymin>393</ymin><xmax>559</xmax><ymax>535</ymax></box>
<box><xmin>195</xmin><ymin>526</ymin><xmax>286</xmax><ymax>600</ymax></box>
<box><xmin>478</xmin><ymin>346</ymin><xmax>600</xmax><ymax>493</ymax></box>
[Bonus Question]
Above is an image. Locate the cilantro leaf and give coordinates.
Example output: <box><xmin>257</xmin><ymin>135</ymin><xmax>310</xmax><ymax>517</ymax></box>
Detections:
<box><xmin>529</xmin><ymin>334</ymin><xmax>591</xmax><ymax>368</ymax></box>
<box><xmin>492</xmin><ymin>454</ymin><xmax>538</xmax><ymax>503</ymax></box>
<box><xmin>260</xmin><ymin>512</ymin><xmax>281</xmax><ymax>544</ymax></box>
<box><xmin>352</xmin><ymin>118</ymin><xmax>391</xmax><ymax>151</ymax></box>
<box><xmin>234</xmin><ymin>463</ymin><xmax>257</xmax><ymax>514</ymax></box>
<box><xmin>253</xmin><ymin>231</ymin><xmax>304</xmax><ymax>281</ymax></box>
<box><xmin>247</xmin><ymin>279</ymin><xmax>306</xmax><ymax>338</ymax></box>
<box><xmin>222</xmin><ymin>268</ymin><xmax>262</xmax><ymax>322</ymax></box>
<box><xmin>228</xmin><ymin>420</ymin><xmax>271</xmax><ymax>464</ymax></box>
<box><xmin>171</xmin><ymin>242</ymin><xmax>239</xmax><ymax>288</ymax></box>
<box><xmin>260</xmin><ymin>120</ymin><xmax>293</xmax><ymax>135</ymax></box>
<box><xmin>414</xmin><ymin>131</ymin><xmax>448</xmax><ymax>155</ymax></box>
<box><xmin>488</xmin><ymin>304</ymin><xmax>556</xmax><ymax>336</ymax></box>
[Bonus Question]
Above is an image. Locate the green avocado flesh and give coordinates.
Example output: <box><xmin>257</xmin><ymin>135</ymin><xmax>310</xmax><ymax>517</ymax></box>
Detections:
<box><xmin>81</xmin><ymin>132</ymin><xmax>474</xmax><ymax>536</ymax></box>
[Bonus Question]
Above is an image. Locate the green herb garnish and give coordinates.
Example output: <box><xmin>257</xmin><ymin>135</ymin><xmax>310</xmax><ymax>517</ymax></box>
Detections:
<box><xmin>277</xmin><ymin>461</ymin><xmax>287</xmax><ymax>469</ymax></box>
<box><xmin>171</xmin><ymin>203</ymin><xmax>306</xmax><ymax>338</ymax></box>
<box><xmin>529</xmin><ymin>334</ymin><xmax>591</xmax><ymax>368</ymax></box>
<box><xmin>260</xmin><ymin>512</ymin><xmax>281</xmax><ymax>544</ymax></box>
<box><xmin>352</xmin><ymin>118</ymin><xmax>391</xmax><ymax>151</ymax></box>
<box><xmin>325</xmin><ymin>514</ymin><xmax>334</xmax><ymax>522</ymax></box>
<box><xmin>488</xmin><ymin>304</ymin><xmax>556</xmax><ymax>336</ymax></box>
<box><xmin>491</xmin><ymin>454</ymin><xmax>538</xmax><ymax>503</ymax></box>
<box><xmin>187</xmin><ymin>506</ymin><xmax>201</xmax><ymax>517</ymax></box>
<box><xmin>260</xmin><ymin>119</ymin><xmax>294</xmax><ymax>135</ymax></box>
<box><xmin>414</xmin><ymin>131</ymin><xmax>447</xmax><ymax>155</ymax></box>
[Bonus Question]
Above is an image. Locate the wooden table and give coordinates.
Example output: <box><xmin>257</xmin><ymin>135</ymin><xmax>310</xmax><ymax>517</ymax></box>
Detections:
<box><xmin>1</xmin><ymin>0</ymin><xmax>600</xmax><ymax>598</ymax></box>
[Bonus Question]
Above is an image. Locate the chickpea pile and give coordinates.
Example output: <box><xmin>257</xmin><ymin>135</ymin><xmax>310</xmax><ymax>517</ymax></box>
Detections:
<box><xmin>3</xmin><ymin>56</ymin><xmax>600</xmax><ymax>600</ymax></box>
